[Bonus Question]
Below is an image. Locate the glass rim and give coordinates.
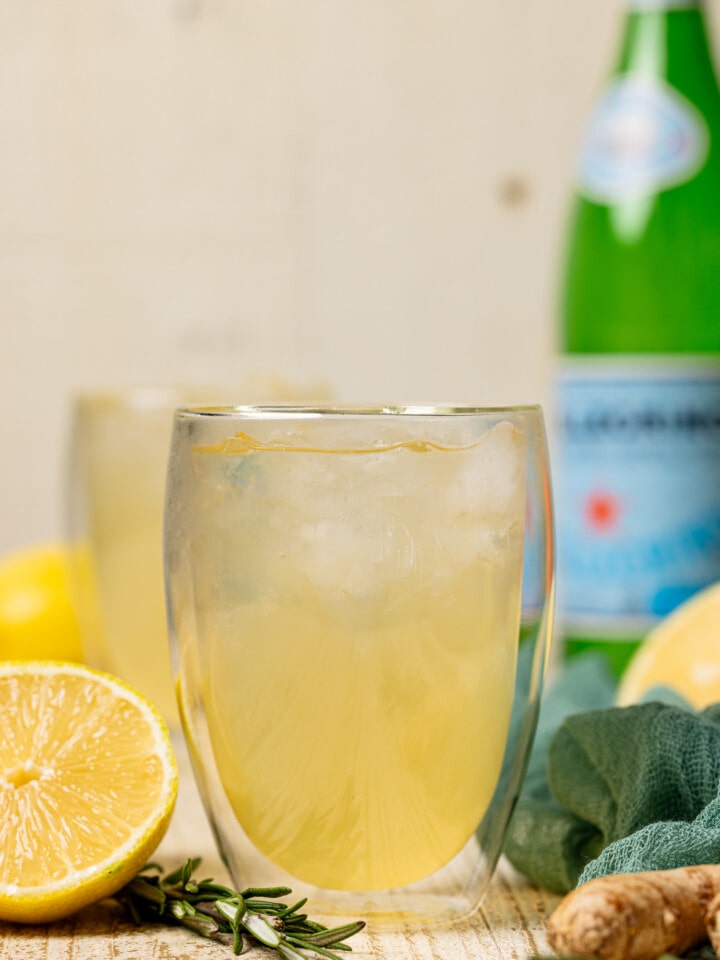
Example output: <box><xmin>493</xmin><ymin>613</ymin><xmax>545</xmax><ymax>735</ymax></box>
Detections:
<box><xmin>173</xmin><ymin>402</ymin><xmax>544</xmax><ymax>419</ymax></box>
<box><xmin>73</xmin><ymin>385</ymin><xmax>228</xmax><ymax>412</ymax></box>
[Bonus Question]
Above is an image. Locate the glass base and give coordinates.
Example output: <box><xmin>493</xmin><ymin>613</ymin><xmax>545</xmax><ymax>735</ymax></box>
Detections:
<box><xmin>177</xmin><ymin>669</ymin><xmax>505</xmax><ymax>926</ymax></box>
<box><xmin>214</xmin><ymin>823</ymin><xmax>492</xmax><ymax>926</ymax></box>
<box><xmin>175</xmin><ymin>635</ymin><xmax>547</xmax><ymax>927</ymax></box>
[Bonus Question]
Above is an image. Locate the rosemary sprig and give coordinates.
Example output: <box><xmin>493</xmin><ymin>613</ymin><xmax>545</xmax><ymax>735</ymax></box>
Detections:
<box><xmin>113</xmin><ymin>858</ymin><xmax>366</xmax><ymax>959</ymax></box>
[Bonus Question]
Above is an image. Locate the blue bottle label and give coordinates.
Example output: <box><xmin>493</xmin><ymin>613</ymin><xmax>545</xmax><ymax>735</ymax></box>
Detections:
<box><xmin>556</xmin><ymin>360</ymin><xmax>720</xmax><ymax>637</ymax></box>
<box><xmin>577</xmin><ymin>75</ymin><xmax>708</xmax><ymax>203</ymax></box>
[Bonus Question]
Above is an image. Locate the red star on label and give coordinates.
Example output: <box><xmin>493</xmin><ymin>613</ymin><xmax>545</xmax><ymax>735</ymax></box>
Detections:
<box><xmin>585</xmin><ymin>491</ymin><xmax>621</xmax><ymax>531</ymax></box>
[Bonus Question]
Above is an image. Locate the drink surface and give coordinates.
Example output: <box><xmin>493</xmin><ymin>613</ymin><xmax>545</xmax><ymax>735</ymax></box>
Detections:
<box><xmin>557</xmin><ymin>2</ymin><xmax>720</xmax><ymax>670</ymax></box>
<box><xmin>189</xmin><ymin>422</ymin><xmax>525</xmax><ymax>891</ymax></box>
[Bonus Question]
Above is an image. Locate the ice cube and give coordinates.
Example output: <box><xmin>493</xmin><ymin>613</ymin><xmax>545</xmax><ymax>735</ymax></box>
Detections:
<box><xmin>453</xmin><ymin>421</ymin><xmax>526</xmax><ymax>521</ymax></box>
<box><xmin>291</xmin><ymin>506</ymin><xmax>418</xmax><ymax>619</ymax></box>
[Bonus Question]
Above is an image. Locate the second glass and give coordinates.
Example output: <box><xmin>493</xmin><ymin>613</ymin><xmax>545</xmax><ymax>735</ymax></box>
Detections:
<box><xmin>67</xmin><ymin>389</ymin><xmax>193</xmax><ymax>724</ymax></box>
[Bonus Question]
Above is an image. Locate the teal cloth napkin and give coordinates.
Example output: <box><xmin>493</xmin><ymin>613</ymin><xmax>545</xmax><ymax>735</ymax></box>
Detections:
<box><xmin>503</xmin><ymin>654</ymin><xmax>720</xmax><ymax>894</ymax></box>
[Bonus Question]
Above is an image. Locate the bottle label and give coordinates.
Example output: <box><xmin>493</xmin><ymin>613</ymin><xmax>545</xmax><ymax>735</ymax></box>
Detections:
<box><xmin>577</xmin><ymin>75</ymin><xmax>708</xmax><ymax>203</ymax></box>
<box><xmin>556</xmin><ymin>359</ymin><xmax>720</xmax><ymax>637</ymax></box>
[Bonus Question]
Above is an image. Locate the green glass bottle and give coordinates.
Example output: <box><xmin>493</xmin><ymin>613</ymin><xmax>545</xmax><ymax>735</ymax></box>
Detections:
<box><xmin>556</xmin><ymin>0</ymin><xmax>720</xmax><ymax>676</ymax></box>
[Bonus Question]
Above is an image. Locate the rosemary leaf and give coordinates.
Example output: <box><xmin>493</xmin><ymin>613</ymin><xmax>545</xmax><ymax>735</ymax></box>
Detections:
<box><xmin>126</xmin><ymin>877</ymin><xmax>166</xmax><ymax>905</ymax></box>
<box><xmin>215</xmin><ymin>898</ymin><xmax>247</xmax><ymax>925</ymax></box>
<box><xmin>298</xmin><ymin>921</ymin><xmax>367</xmax><ymax>947</ymax></box>
<box><xmin>242</xmin><ymin>886</ymin><xmax>294</xmax><ymax>898</ymax></box>
<box><xmin>279</xmin><ymin>898</ymin><xmax>308</xmax><ymax>917</ymax></box>
<box><xmin>277</xmin><ymin>943</ymin><xmax>307</xmax><ymax>960</ymax></box>
<box><xmin>298</xmin><ymin>944</ymin><xmax>356</xmax><ymax>960</ymax></box>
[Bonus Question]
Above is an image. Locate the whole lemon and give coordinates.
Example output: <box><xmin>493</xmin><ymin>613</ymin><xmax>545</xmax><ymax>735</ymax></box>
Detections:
<box><xmin>617</xmin><ymin>580</ymin><xmax>720</xmax><ymax>709</ymax></box>
<box><xmin>0</xmin><ymin>543</ymin><xmax>84</xmax><ymax>661</ymax></box>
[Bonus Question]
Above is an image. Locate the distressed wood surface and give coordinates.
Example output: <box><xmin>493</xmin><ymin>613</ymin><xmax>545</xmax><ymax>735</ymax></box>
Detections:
<box><xmin>0</xmin><ymin>740</ymin><xmax>558</xmax><ymax>959</ymax></box>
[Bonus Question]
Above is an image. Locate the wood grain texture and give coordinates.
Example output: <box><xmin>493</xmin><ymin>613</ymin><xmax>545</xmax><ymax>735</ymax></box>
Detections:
<box><xmin>0</xmin><ymin>739</ymin><xmax>558</xmax><ymax>959</ymax></box>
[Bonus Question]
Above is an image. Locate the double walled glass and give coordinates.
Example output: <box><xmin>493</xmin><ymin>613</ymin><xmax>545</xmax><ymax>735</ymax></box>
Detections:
<box><xmin>165</xmin><ymin>405</ymin><xmax>554</xmax><ymax>923</ymax></box>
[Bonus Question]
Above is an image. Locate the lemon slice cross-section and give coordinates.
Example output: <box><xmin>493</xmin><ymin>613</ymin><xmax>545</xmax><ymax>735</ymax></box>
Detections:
<box><xmin>0</xmin><ymin>660</ymin><xmax>178</xmax><ymax>923</ymax></box>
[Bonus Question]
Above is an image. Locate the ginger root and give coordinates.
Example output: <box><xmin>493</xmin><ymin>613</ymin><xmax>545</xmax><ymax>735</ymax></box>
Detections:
<box><xmin>705</xmin><ymin>890</ymin><xmax>720</xmax><ymax>956</ymax></box>
<box><xmin>546</xmin><ymin>864</ymin><xmax>720</xmax><ymax>960</ymax></box>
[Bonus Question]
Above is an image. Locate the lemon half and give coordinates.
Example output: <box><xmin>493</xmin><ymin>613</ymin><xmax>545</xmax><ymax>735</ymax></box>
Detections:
<box><xmin>617</xmin><ymin>582</ymin><xmax>720</xmax><ymax>709</ymax></box>
<box><xmin>0</xmin><ymin>661</ymin><xmax>178</xmax><ymax>922</ymax></box>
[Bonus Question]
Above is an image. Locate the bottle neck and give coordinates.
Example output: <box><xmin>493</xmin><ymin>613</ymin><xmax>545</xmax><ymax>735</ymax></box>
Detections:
<box><xmin>616</xmin><ymin>0</ymin><xmax>716</xmax><ymax>90</ymax></box>
<box><xmin>626</xmin><ymin>0</ymin><xmax>700</xmax><ymax>8</ymax></box>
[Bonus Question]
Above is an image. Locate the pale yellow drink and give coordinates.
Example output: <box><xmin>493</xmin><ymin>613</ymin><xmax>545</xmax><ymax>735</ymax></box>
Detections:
<box><xmin>190</xmin><ymin>422</ymin><xmax>525</xmax><ymax>892</ymax></box>
<box><xmin>71</xmin><ymin>397</ymin><xmax>178</xmax><ymax>724</ymax></box>
<box><xmin>84</xmin><ymin>484</ymin><xmax>176</xmax><ymax>722</ymax></box>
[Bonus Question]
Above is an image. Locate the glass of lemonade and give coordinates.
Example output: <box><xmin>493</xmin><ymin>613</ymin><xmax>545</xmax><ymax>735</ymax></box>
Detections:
<box><xmin>67</xmin><ymin>389</ymin><xmax>197</xmax><ymax>725</ymax></box>
<box><xmin>165</xmin><ymin>404</ymin><xmax>554</xmax><ymax>922</ymax></box>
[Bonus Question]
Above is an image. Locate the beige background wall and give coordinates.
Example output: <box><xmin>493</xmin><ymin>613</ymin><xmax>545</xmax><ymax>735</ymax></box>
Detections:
<box><xmin>3</xmin><ymin>1</ymin><xmax>719</xmax><ymax>554</ymax></box>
